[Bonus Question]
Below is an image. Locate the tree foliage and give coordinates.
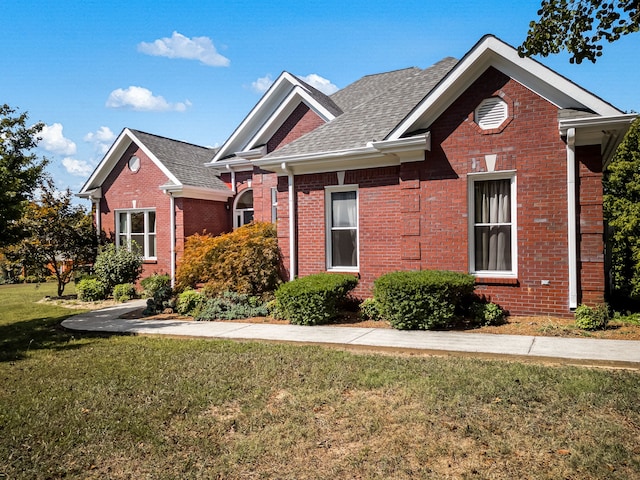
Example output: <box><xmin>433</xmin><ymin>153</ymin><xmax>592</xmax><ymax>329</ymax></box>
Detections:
<box><xmin>9</xmin><ymin>180</ymin><xmax>97</xmax><ymax>296</ymax></box>
<box><xmin>0</xmin><ymin>104</ymin><xmax>48</xmax><ymax>246</ymax></box>
<box><xmin>519</xmin><ymin>0</ymin><xmax>640</xmax><ymax>63</ymax></box>
<box><xmin>603</xmin><ymin>118</ymin><xmax>640</xmax><ymax>301</ymax></box>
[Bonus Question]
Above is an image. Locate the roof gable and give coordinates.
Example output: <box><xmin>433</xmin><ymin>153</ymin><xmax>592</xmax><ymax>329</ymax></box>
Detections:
<box><xmin>211</xmin><ymin>72</ymin><xmax>341</xmax><ymax>162</ymax></box>
<box><xmin>79</xmin><ymin>128</ymin><xmax>231</xmax><ymax>199</ymax></box>
<box><xmin>263</xmin><ymin>58</ymin><xmax>458</xmax><ymax>159</ymax></box>
<box><xmin>389</xmin><ymin>35</ymin><xmax>623</xmax><ymax>140</ymax></box>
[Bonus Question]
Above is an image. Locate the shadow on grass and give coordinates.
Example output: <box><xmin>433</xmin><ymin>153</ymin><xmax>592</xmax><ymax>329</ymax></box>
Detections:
<box><xmin>0</xmin><ymin>313</ymin><xmax>122</xmax><ymax>363</ymax></box>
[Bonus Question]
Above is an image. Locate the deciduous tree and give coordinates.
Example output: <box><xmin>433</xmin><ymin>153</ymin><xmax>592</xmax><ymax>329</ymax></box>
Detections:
<box><xmin>519</xmin><ymin>0</ymin><xmax>640</xmax><ymax>63</ymax></box>
<box><xmin>603</xmin><ymin>118</ymin><xmax>640</xmax><ymax>302</ymax></box>
<box><xmin>0</xmin><ymin>104</ymin><xmax>48</xmax><ymax>246</ymax></box>
<box><xmin>11</xmin><ymin>180</ymin><xmax>97</xmax><ymax>296</ymax></box>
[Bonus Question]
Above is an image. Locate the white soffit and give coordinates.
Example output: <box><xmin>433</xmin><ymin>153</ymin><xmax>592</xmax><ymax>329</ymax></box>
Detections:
<box><xmin>388</xmin><ymin>35</ymin><xmax>623</xmax><ymax>140</ymax></box>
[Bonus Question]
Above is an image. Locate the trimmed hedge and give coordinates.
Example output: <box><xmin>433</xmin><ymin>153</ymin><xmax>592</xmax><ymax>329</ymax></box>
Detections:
<box><xmin>77</xmin><ymin>278</ymin><xmax>108</xmax><ymax>302</ymax></box>
<box><xmin>275</xmin><ymin>273</ymin><xmax>358</xmax><ymax>326</ymax></box>
<box><xmin>575</xmin><ymin>304</ymin><xmax>609</xmax><ymax>330</ymax></box>
<box><xmin>374</xmin><ymin>270</ymin><xmax>476</xmax><ymax>330</ymax></box>
<box><xmin>113</xmin><ymin>283</ymin><xmax>136</xmax><ymax>303</ymax></box>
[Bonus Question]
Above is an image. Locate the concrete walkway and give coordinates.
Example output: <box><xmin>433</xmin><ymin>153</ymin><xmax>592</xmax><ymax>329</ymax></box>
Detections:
<box><xmin>61</xmin><ymin>300</ymin><xmax>640</xmax><ymax>368</ymax></box>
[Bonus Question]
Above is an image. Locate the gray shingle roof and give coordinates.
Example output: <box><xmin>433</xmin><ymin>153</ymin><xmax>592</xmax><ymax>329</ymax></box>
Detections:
<box><xmin>294</xmin><ymin>76</ymin><xmax>343</xmax><ymax>117</ymax></box>
<box><xmin>129</xmin><ymin>130</ymin><xmax>230</xmax><ymax>192</ymax></box>
<box><xmin>265</xmin><ymin>58</ymin><xmax>458</xmax><ymax>158</ymax></box>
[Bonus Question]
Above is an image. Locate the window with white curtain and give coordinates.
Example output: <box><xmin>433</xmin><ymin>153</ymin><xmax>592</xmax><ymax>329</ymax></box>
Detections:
<box><xmin>325</xmin><ymin>186</ymin><xmax>358</xmax><ymax>271</ymax></box>
<box><xmin>116</xmin><ymin>209</ymin><xmax>156</xmax><ymax>260</ymax></box>
<box><xmin>469</xmin><ymin>174</ymin><xmax>516</xmax><ymax>276</ymax></box>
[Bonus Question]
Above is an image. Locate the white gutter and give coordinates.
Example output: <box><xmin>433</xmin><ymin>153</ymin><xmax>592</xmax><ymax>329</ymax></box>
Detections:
<box><xmin>94</xmin><ymin>199</ymin><xmax>101</xmax><ymax>238</ymax></box>
<box><xmin>566</xmin><ymin>128</ymin><xmax>578</xmax><ymax>309</ymax></box>
<box><xmin>282</xmin><ymin>162</ymin><xmax>296</xmax><ymax>281</ymax></box>
<box><xmin>169</xmin><ymin>193</ymin><xmax>176</xmax><ymax>289</ymax></box>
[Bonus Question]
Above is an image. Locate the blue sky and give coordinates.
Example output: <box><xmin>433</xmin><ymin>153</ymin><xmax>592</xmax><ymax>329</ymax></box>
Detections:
<box><xmin>2</xmin><ymin>0</ymin><xmax>638</xmax><ymax>198</ymax></box>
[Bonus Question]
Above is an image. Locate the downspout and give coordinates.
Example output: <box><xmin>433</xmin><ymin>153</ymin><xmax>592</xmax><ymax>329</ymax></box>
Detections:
<box><xmin>282</xmin><ymin>162</ymin><xmax>296</xmax><ymax>281</ymax></box>
<box><xmin>93</xmin><ymin>198</ymin><xmax>101</xmax><ymax>238</ymax></box>
<box><xmin>566</xmin><ymin>128</ymin><xmax>578</xmax><ymax>309</ymax></box>
<box><xmin>169</xmin><ymin>193</ymin><xmax>176</xmax><ymax>289</ymax></box>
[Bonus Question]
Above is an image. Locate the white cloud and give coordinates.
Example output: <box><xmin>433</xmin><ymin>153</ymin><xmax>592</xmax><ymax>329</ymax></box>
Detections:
<box><xmin>84</xmin><ymin>126</ymin><xmax>116</xmax><ymax>154</ymax></box>
<box><xmin>251</xmin><ymin>74</ymin><xmax>274</xmax><ymax>93</ymax></box>
<box><xmin>106</xmin><ymin>86</ymin><xmax>191</xmax><ymax>112</ymax></box>
<box><xmin>251</xmin><ymin>73</ymin><xmax>339</xmax><ymax>95</ymax></box>
<box><xmin>38</xmin><ymin>123</ymin><xmax>77</xmax><ymax>155</ymax></box>
<box><xmin>62</xmin><ymin>157</ymin><xmax>94</xmax><ymax>177</ymax></box>
<box><xmin>138</xmin><ymin>31</ymin><xmax>230</xmax><ymax>67</ymax></box>
<box><xmin>299</xmin><ymin>74</ymin><xmax>339</xmax><ymax>95</ymax></box>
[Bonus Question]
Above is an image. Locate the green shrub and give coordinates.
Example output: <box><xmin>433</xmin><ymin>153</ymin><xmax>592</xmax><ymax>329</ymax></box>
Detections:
<box><xmin>113</xmin><ymin>283</ymin><xmax>136</xmax><ymax>303</ymax></box>
<box><xmin>275</xmin><ymin>273</ymin><xmax>358</xmax><ymax>326</ymax></box>
<box><xmin>176</xmin><ymin>288</ymin><xmax>205</xmax><ymax>316</ymax></box>
<box><xmin>575</xmin><ymin>304</ymin><xmax>610</xmax><ymax>330</ymax></box>
<box><xmin>266</xmin><ymin>299</ymin><xmax>286</xmax><ymax>320</ymax></box>
<box><xmin>175</xmin><ymin>222</ymin><xmax>282</xmax><ymax>296</ymax></box>
<box><xmin>93</xmin><ymin>243</ymin><xmax>143</xmax><ymax>295</ymax></box>
<box><xmin>76</xmin><ymin>278</ymin><xmax>108</xmax><ymax>302</ymax></box>
<box><xmin>374</xmin><ymin>270</ymin><xmax>476</xmax><ymax>330</ymax></box>
<box><xmin>195</xmin><ymin>291</ymin><xmax>268</xmax><ymax>321</ymax></box>
<box><xmin>471</xmin><ymin>301</ymin><xmax>506</xmax><ymax>326</ymax></box>
<box><xmin>141</xmin><ymin>274</ymin><xmax>173</xmax><ymax>315</ymax></box>
<box><xmin>360</xmin><ymin>297</ymin><xmax>382</xmax><ymax>321</ymax></box>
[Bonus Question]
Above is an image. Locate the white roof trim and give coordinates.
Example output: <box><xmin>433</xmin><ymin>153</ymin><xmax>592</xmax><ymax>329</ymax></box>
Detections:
<box><xmin>255</xmin><ymin>134</ymin><xmax>430</xmax><ymax>175</ymax></box>
<box><xmin>79</xmin><ymin>128</ymin><xmax>182</xmax><ymax>194</ymax></box>
<box><xmin>160</xmin><ymin>183</ymin><xmax>233</xmax><ymax>202</ymax></box>
<box><xmin>210</xmin><ymin>72</ymin><xmax>337</xmax><ymax>163</ymax></box>
<box><xmin>388</xmin><ymin>35</ymin><xmax>623</xmax><ymax>141</ymax></box>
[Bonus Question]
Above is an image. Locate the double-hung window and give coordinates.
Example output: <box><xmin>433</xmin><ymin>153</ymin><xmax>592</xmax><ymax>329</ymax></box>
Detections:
<box><xmin>469</xmin><ymin>174</ymin><xmax>516</xmax><ymax>276</ymax></box>
<box><xmin>117</xmin><ymin>210</ymin><xmax>156</xmax><ymax>260</ymax></box>
<box><xmin>325</xmin><ymin>186</ymin><xmax>358</xmax><ymax>271</ymax></box>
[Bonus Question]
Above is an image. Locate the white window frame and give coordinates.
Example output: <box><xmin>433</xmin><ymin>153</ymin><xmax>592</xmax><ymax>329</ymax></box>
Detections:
<box><xmin>325</xmin><ymin>185</ymin><xmax>359</xmax><ymax>272</ymax></box>
<box><xmin>233</xmin><ymin>188</ymin><xmax>254</xmax><ymax>229</ymax></box>
<box><xmin>468</xmin><ymin>171</ymin><xmax>517</xmax><ymax>278</ymax></box>
<box><xmin>116</xmin><ymin>209</ymin><xmax>157</xmax><ymax>260</ymax></box>
<box><xmin>271</xmin><ymin>187</ymin><xmax>278</xmax><ymax>223</ymax></box>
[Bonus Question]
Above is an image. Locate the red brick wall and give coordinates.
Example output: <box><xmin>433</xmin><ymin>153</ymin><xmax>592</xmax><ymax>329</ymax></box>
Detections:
<box><xmin>250</xmin><ymin>67</ymin><xmax>605</xmax><ymax>316</ymax></box>
<box><xmin>577</xmin><ymin>144</ymin><xmax>605</xmax><ymax>305</ymax></box>
<box><xmin>100</xmin><ymin>143</ymin><xmax>233</xmax><ymax>281</ymax></box>
<box><xmin>99</xmin><ymin>143</ymin><xmax>172</xmax><ymax>279</ymax></box>
<box><xmin>267</xmin><ymin>103</ymin><xmax>325</xmax><ymax>153</ymax></box>
<box><xmin>174</xmin><ymin>197</ymin><xmax>230</xmax><ymax>269</ymax></box>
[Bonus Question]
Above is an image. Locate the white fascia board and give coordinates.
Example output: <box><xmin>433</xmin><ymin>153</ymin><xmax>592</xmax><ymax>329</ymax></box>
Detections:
<box><xmin>212</xmin><ymin>73</ymin><xmax>337</xmax><ymax>164</ymax></box>
<box><xmin>388</xmin><ymin>35</ymin><xmax>623</xmax><ymax>141</ymax></box>
<box><xmin>206</xmin><ymin>158</ymin><xmax>254</xmax><ymax>173</ymax></box>
<box><xmin>76</xmin><ymin>186</ymin><xmax>102</xmax><ymax>199</ymax></box>
<box><xmin>79</xmin><ymin>129</ymin><xmax>131</xmax><ymax>193</ymax></box>
<box><xmin>244</xmin><ymin>88</ymin><xmax>335</xmax><ymax>150</ymax></box>
<box><xmin>127</xmin><ymin>129</ymin><xmax>181</xmax><ymax>186</ymax></box>
<box><xmin>79</xmin><ymin>128</ymin><xmax>182</xmax><ymax>194</ymax></box>
<box><xmin>255</xmin><ymin>135</ymin><xmax>429</xmax><ymax>175</ymax></box>
<box><xmin>160</xmin><ymin>183</ymin><xmax>233</xmax><ymax>202</ymax></box>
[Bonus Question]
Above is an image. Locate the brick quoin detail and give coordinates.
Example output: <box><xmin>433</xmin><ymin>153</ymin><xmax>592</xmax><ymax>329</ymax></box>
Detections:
<box><xmin>248</xmin><ymin>67</ymin><xmax>607</xmax><ymax>317</ymax></box>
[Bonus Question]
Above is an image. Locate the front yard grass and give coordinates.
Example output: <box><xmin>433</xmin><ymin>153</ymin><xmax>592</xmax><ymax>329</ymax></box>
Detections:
<box><xmin>1</xmin><ymin>283</ymin><xmax>639</xmax><ymax>479</ymax></box>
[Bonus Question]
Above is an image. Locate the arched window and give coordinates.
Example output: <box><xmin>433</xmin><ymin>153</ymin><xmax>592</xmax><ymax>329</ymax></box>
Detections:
<box><xmin>233</xmin><ymin>189</ymin><xmax>254</xmax><ymax>228</ymax></box>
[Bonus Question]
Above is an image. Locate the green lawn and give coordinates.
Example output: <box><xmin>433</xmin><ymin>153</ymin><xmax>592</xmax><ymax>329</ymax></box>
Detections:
<box><xmin>1</xmin><ymin>283</ymin><xmax>639</xmax><ymax>479</ymax></box>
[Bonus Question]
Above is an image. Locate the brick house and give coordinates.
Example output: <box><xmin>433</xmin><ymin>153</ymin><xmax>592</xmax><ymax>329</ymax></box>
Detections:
<box><xmin>80</xmin><ymin>35</ymin><xmax>635</xmax><ymax>316</ymax></box>
<box><xmin>78</xmin><ymin>128</ymin><xmax>233</xmax><ymax>281</ymax></box>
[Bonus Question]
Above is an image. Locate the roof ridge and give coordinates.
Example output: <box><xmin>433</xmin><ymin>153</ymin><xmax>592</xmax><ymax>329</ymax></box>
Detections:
<box><xmin>129</xmin><ymin>128</ymin><xmax>214</xmax><ymax>151</ymax></box>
